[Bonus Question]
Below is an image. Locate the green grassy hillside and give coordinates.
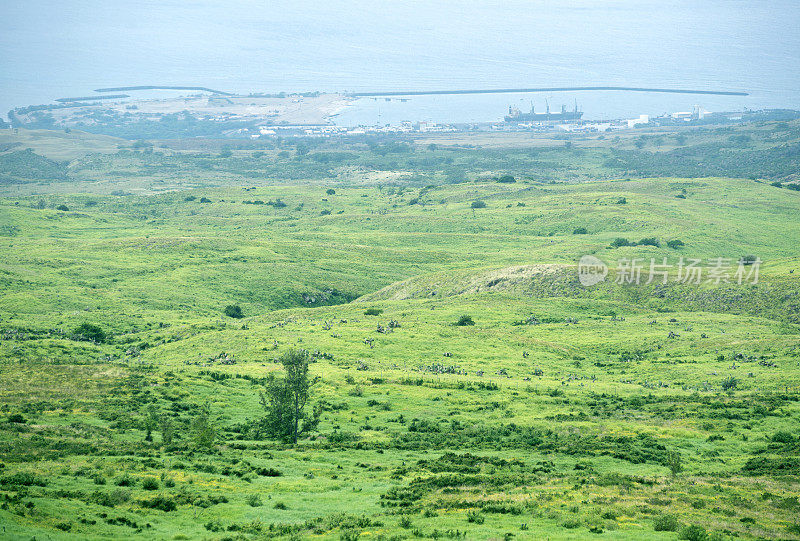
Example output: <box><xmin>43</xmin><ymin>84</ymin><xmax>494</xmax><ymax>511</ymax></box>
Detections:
<box><xmin>0</xmin><ymin>127</ymin><xmax>799</xmax><ymax>540</ymax></box>
<box><xmin>1</xmin><ymin>177</ymin><xmax>798</xmax><ymax>330</ymax></box>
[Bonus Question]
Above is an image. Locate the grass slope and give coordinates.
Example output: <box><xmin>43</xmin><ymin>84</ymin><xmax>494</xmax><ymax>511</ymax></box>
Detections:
<box><xmin>0</xmin><ymin>128</ymin><xmax>799</xmax><ymax>540</ymax></box>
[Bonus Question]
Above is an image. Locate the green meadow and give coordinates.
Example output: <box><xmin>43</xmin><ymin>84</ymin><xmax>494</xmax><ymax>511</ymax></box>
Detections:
<box><xmin>0</xmin><ymin>124</ymin><xmax>799</xmax><ymax>540</ymax></box>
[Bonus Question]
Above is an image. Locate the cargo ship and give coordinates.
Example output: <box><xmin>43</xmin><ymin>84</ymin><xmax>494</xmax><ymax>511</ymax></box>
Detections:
<box><xmin>505</xmin><ymin>101</ymin><xmax>583</xmax><ymax>122</ymax></box>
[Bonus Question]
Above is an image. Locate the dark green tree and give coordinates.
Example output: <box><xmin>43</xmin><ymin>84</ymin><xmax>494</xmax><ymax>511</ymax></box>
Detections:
<box><xmin>258</xmin><ymin>349</ymin><xmax>319</xmax><ymax>444</ymax></box>
<box><xmin>143</xmin><ymin>404</ymin><xmax>158</xmax><ymax>442</ymax></box>
<box><xmin>160</xmin><ymin>415</ymin><xmax>175</xmax><ymax>446</ymax></box>
<box><xmin>471</xmin><ymin>200</ymin><xmax>487</xmax><ymax>209</ymax></box>
<box><xmin>73</xmin><ymin>323</ymin><xmax>106</xmax><ymax>343</ymax></box>
<box><xmin>224</xmin><ymin>304</ymin><xmax>244</xmax><ymax>318</ymax></box>
<box><xmin>666</xmin><ymin>450</ymin><xmax>683</xmax><ymax>476</ymax></box>
<box><xmin>191</xmin><ymin>404</ymin><xmax>216</xmax><ymax>450</ymax></box>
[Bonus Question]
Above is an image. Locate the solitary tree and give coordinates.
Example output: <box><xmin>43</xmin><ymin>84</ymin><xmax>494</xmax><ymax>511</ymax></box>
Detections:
<box><xmin>666</xmin><ymin>450</ymin><xmax>683</xmax><ymax>476</ymax></box>
<box><xmin>259</xmin><ymin>349</ymin><xmax>319</xmax><ymax>444</ymax></box>
<box><xmin>191</xmin><ymin>404</ymin><xmax>216</xmax><ymax>450</ymax></box>
<box><xmin>73</xmin><ymin>323</ymin><xmax>106</xmax><ymax>343</ymax></box>
<box><xmin>160</xmin><ymin>415</ymin><xmax>175</xmax><ymax>446</ymax></box>
<box><xmin>143</xmin><ymin>404</ymin><xmax>159</xmax><ymax>442</ymax></box>
<box><xmin>224</xmin><ymin>304</ymin><xmax>244</xmax><ymax>318</ymax></box>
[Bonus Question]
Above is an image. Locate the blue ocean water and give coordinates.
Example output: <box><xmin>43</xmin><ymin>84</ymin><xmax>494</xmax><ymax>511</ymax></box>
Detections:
<box><xmin>1</xmin><ymin>0</ymin><xmax>798</xmax><ymax>124</ymax></box>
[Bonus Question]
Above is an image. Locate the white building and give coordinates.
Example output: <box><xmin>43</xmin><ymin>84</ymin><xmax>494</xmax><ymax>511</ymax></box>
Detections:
<box><xmin>627</xmin><ymin>115</ymin><xmax>649</xmax><ymax>128</ymax></box>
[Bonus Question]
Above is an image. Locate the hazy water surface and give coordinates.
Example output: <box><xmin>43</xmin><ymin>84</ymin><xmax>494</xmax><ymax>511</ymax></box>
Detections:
<box><xmin>1</xmin><ymin>0</ymin><xmax>799</xmax><ymax>123</ymax></box>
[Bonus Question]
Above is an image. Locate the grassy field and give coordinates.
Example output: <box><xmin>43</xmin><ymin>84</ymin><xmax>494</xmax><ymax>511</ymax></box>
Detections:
<box><xmin>0</xmin><ymin>128</ymin><xmax>123</xmax><ymax>160</ymax></box>
<box><xmin>0</xmin><ymin>125</ymin><xmax>799</xmax><ymax>540</ymax></box>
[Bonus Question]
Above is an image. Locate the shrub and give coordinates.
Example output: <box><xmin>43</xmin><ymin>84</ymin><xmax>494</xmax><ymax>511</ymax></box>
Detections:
<box><xmin>115</xmin><ymin>474</ymin><xmax>136</xmax><ymax>487</ymax></box>
<box><xmin>772</xmin><ymin>431</ymin><xmax>795</xmax><ymax>444</ymax></box>
<box><xmin>141</xmin><ymin>477</ymin><xmax>159</xmax><ymax>490</ymax></box>
<box><xmin>742</xmin><ymin>456</ymin><xmax>800</xmax><ymax>475</ymax></box>
<box><xmin>573</xmin><ymin>227</ymin><xmax>588</xmax><ymax>234</ymax></box>
<box><xmin>364</xmin><ymin>308</ymin><xmax>383</xmax><ymax>316</ymax></box>
<box><xmin>740</xmin><ymin>254</ymin><xmax>758</xmax><ymax>265</ymax></box>
<box><xmin>0</xmin><ymin>472</ymin><xmax>47</xmax><ymax>487</ymax></box>
<box><xmin>654</xmin><ymin>515</ymin><xmax>680</xmax><ymax>531</ymax></box>
<box><xmin>497</xmin><ymin>175</ymin><xmax>516</xmax><ymax>183</ymax></box>
<box><xmin>274</xmin><ymin>501</ymin><xmax>288</xmax><ymax>509</ymax></box>
<box><xmin>454</xmin><ymin>315</ymin><xmax>475</xmax><ymax>326</ymax></box>
<box><xmin>89</xmin><ymin>489</ymin><xmax>130</xmax><ymax>507</ymax></box>
<box><xmin>138</xmin><ymin>495</ymin><xmax>177</xmax><ymax>512</ymax></box>
<box><xmin>471</xmin><ymin>200</ymin><xmax>487</xmax><ymax>209</ymax></box>
<box><xmin>667</xmin><ymin>239</ymin><xmax>685</xmax><ymax>249</ymax></box>
<box><xmin>610</xmin><ymin>237</ymin><xmax>632</xmax><ymax>248</ymax></box>
<box><xmin>678</xmin><ymin>525</ymin><xmax>708</xmax><ymax>541</ymax></box>
<box><xmin>184</xmin><ymin>195</ymin><xmax>196</xmax><ymax>201</ymax></box>
<box><xmin>73</xmin><ymin>323</ymin><xmax>106</xmax><ymax>343</ymax></box>
<box><xmin>326</xmin><ymin>188</ymin><xmax>336</xmax><ymax>195</ymax></box>
<box><xmin>224</xmin><ymin>304</ymin><xmax>244</xmax><ymax>319</ymax></box>
<box><xmin>56</xmin><ymin>204</ymin><xmax>69</xmax><ymax>211</ymax></box>
<box><xmin>254</xmin><ymin>467</ymin><xmax>282</xmax><ymax>477</ymax></box>
<box><xmin>616</xmin><ymin>197</ymin><xmax>627</xmax><ymax>204</ymax></box>
<box><xmin>7</xmin><ymin>414</ymin><xmax>26</xmax><ymax>423</ymax></box>
<box><xmin>721</xmin><ymin>376</ymin><xmax>739</xmax><ymax>391</ymax></box>
<box><xmin>320</xmin><ymin>209</ymin><xmax>332</xmax><ymax>215</ymax></box>
<box><xmin>637</xmin><ymin>237</ymin><xmax>660</xmax><ymax>247</ymax></box>
<box><xmin>246</xmin><ymin>494</ymin><xmax>263</xmax><ymax>507</ymax></box>
<box><xmin>467</xmin><ymin>510</ymin><xmax>485</xmax><ymax>524</ymax></box>
<box><xmin>199</xmin><ymin>197</ymin><xmax>212</xmax><ymax>203</ymax></box>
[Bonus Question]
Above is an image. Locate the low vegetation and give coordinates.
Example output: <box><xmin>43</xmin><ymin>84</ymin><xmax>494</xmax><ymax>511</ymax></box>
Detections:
<box><xmin>0</xmin><ymin>122</ymin><xmax>798</xmax><ymax>539</ymax></box>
